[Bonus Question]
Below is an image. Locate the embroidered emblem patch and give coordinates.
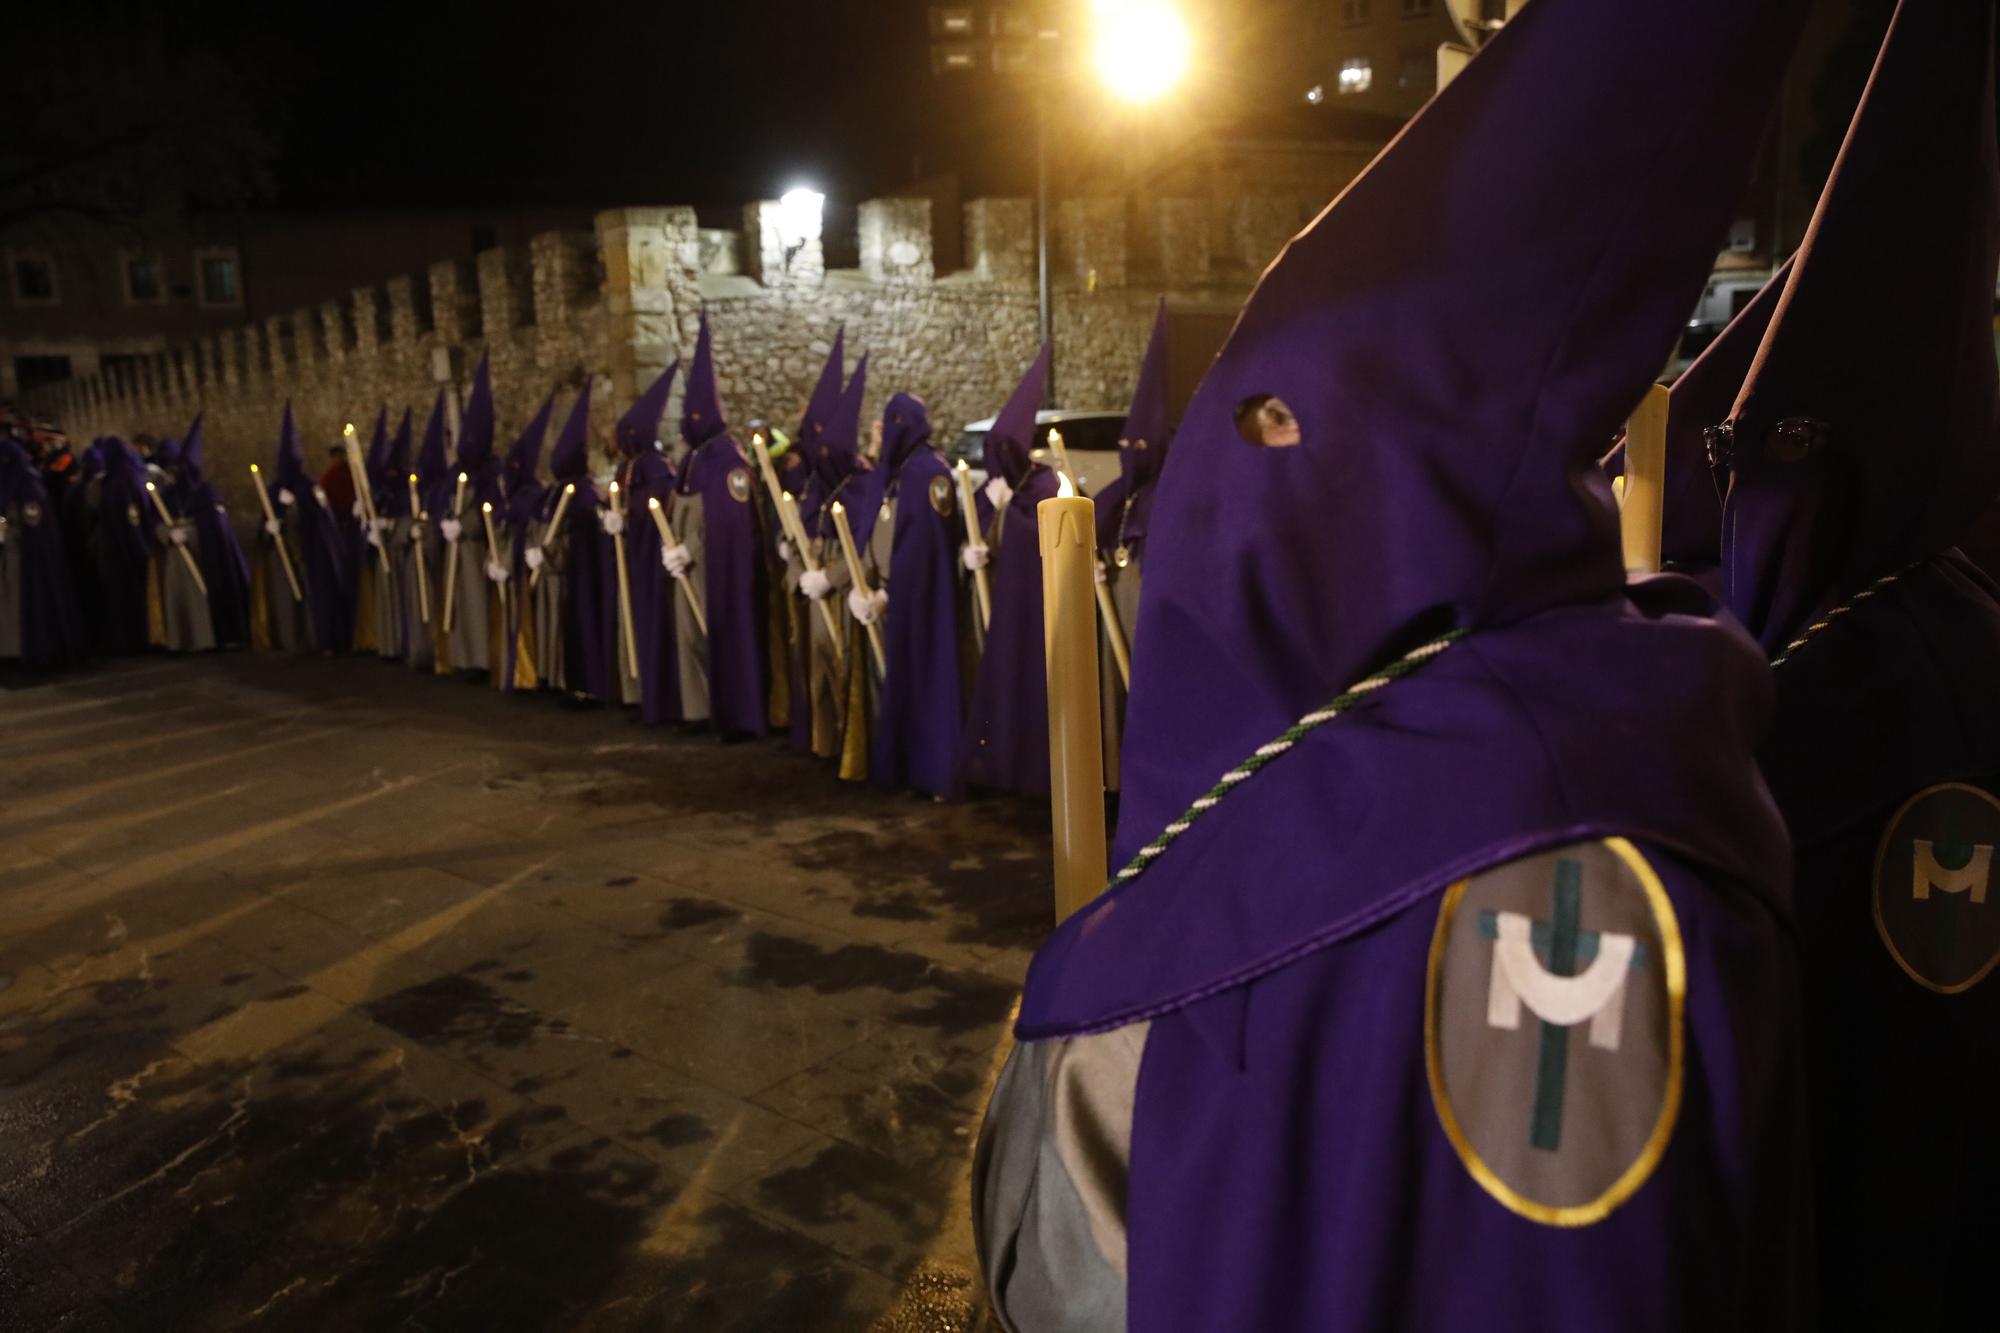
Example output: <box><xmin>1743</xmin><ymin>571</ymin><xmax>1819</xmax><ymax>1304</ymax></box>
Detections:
<box><xmin>22</xmin><ymin>501</ymin><xmax>42</xmax><ymax>527</ymax></box>
<box><xmin>726</xmin><ymin>467</ymin><xmax>753</xmax><ymax>504</ymax></box>
<box><xmin>929</xmin><ymin>474</ymin><xmax>955</xmax><ymax>518</ymax></box>
<box><xmin>125</xmin><ymin>503</ymin><xmax>141</xmax><ymax>527</ymax></box>
<box><xmin>1873</xmin><ymin>782</ymin><xmax>2000</xmax><ymax>994</ymax></box>
<box><xmin>1426</xmin><ymin>838</ymin><xmax>1683</xmax><ymax>1227</ymax></box>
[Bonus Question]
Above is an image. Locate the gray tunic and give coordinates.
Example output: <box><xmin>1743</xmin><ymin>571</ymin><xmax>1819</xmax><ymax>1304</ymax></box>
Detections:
<box><xmin>441</xmin><ymin>497</ymin><xmax>491</xmax><ymax>673</ymax></box>
<box><xmin>261</xmin><ymin>512</ymin><xmax>310</xmax><ymax>653</ymax></box>
<box><xmin>394</xmin><ymin>514</ymin><xmax>436</xmax><ymax>672</ymax></box>
<box><xmin>363</xmin><ymin>522</ymin><xmax>403</xmax><ymax>659</ymax></box>
<box><xmin>667</xmin><ymin>489</ymin><xmax>709</xmax><ymax>723</ymax></box>
<box><xmin>526</xmin><ymin>516</ymin><xmax>565</xmax><ymax>693</ymax></box>
<box><xmin>154</xmin><ymin>520</ymin><xmax>216</xmax><ymax>653</ymax></box>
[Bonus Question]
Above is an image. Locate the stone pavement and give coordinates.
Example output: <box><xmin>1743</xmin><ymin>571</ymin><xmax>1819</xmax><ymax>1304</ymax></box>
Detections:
<box><xmin>0</xmin><ymin>655</ymin><xmax>1054</xmax><ymax>1331</ymax></box>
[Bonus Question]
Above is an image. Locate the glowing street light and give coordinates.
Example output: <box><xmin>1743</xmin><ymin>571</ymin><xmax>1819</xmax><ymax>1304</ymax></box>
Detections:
<box><xmin>1090</xmin><ymin>0</ymin><xmax>1193</xmax><ymax>104</ymax></box>
<box><xmin>777</xmin><ymin>187</ymin><xmax>825</xmax><ymax>245</ymax></box>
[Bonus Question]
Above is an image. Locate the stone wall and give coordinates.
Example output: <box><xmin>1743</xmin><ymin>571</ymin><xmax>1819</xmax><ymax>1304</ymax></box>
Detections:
<box><xmin>41</xmin><ymin>183</ymin><xmax>1354</xmax><ymax>520</ymax></box>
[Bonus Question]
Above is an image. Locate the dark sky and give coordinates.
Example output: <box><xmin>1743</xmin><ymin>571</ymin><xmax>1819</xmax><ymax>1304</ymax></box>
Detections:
<box><xmin>233</xmin><ymin>1</ymin><xmax>1317</xmax><ymax>215</ymax></box>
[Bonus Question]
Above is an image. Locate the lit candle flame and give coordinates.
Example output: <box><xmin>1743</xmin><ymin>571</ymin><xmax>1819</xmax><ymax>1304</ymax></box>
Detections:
<box><xmin>250</xmin><ymin>463</ymin><xmax>262</xmax><ymax>473</ymax></box>
<box><xmin>344</xmin><ymin>423</ymin><xmax>356</xmax><ymax>437</ymax></box>
<box><xmin>1058</xmin><ymin>472</ymin><xmax>1076</xmax><ymax>499</ymax></box>
<box><xmin>830</xmin><ymin>501</ymin><xmax>845</xmax><ymax>515</ymax></box>
<box><xmin>145</xmin><ymin>481</ymin><xmax>156</xmax><ymax>492</ymax></box>
<box><xmin>481</xmin><ymin>501</ymin><xmax>492</xmax><ymax>514</ymax></box>
<box><xmin>409</xmin><ymin>472</ymin><xmax>419</xmax><ymax>484</ymax></box>
<box><xmin>648</xmin><ymin>496</ymin><xmax>661</xmax><ymax>511</ymax></box>
<box><xmin>457</xmin><ymin>471</ymin><xmax>468</xmax><ymax>483</ymax></box>
<box><xmin>564</xmin><ymin>483</ymin><xmax>576</xmax><ymax>494</ymax></box>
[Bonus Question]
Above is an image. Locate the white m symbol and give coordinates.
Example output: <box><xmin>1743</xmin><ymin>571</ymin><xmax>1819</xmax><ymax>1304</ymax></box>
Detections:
<box><xmin>1485</xmin><ymin>913</ymin><xmax>1638</xmax><ymax>1052</ymax></box>
<box><xmin>1912</xmin><ymin>841</ymin><xmax>1993</xmax><ymax>903</ymax></box>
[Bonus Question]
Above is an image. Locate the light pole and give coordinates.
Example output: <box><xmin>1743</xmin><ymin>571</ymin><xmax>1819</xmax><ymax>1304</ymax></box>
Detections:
<box><xmin>930</xmin><ymin>2</ymin><xmax>1191</xmax><ymax>407</ymax></box>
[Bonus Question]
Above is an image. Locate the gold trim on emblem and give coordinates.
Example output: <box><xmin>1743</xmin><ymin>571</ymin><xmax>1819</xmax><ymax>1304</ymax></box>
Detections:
<box><xmin>929</xmin><ymin>474</ymin><xmax>955</xmax><ymax>518</ymax></box>
<box><xmin>1424</xmin><ymin>836</ymin><xmax>1685</xmax><ymax>1228</ymax></box>
<box><xmin>1872</xmin><ymin>782</ymin><xmax>2000</xmax><ymax>996</ymax></box>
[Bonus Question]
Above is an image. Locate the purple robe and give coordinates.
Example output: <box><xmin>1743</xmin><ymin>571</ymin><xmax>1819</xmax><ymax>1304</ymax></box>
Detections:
<box><xmin>959</xmin><ymin>343</ymin><xmax>1057</xmax><ymax>797</ymax></box>
<box><xmin>0</xmin><ymin>438</ymin><xmax>86</xmax><ymax>669</ymax></box>
<box><xmin>676</xmin><ymin>432</ymin><xmax>771</xmax><ymax>738</ymax></box>
<box><xmin>87</xmin><ymin>439</ymin><xmax>154</xmax><ymax>655</ymax></box>
<box><xmin>497</xmin><ymin>394</ymin><xmax>554</xmax><ymax>691</ymax></box>
<box><xmin>1700</xmin><ymin>4</ymin><xmax>2000</xmax><ymax>1324</ymax></box>
<box><xmin>976</xmin><ymin>0</ymin><xmax>1818</xmax><ymax>1328</ymax></box>
<box><xmin>851</xmin><ymin>394</ymin><xmax>964</xmax><ymax>798</ymax></box>
<box><xmin>172</xmin><ymin>418</ymin><xmax>253</xmax><ymax>648</ymax></box>
<box><xmin>270</xmin><ymin>408</ymin><xmax>353</xmax><ymax>654</ymax></box>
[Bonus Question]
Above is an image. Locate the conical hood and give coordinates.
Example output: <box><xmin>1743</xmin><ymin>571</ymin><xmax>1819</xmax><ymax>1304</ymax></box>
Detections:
<box><xmin>1115</xmin><ymin>0</ymin><xmax>1813</xmax><ymax>851</ymax></box>
<box><xmin>503</xmin><ymin>392</ymin><xmax>556</xmax><ymax>498</ymax></box>
<box><xmin>822</xmin><ymin>353</ymin><xmax>868</xmax><ymax>470</ymax></box>
<box><xmin>617</xmin><ymin>362</ymin><xmax>678</xmax><ymax>457</ymax></box>
<box><xmin>364</xmin><ymin>406</ymin><xmax>391</xmax><ymax>486</ymax></box>
<box><xmin>416</xmin><ymin>388</ymin><xmax>449</xmax><ymax>484</ymax></box>
<box><xmin>983</xmin><ymin>340</ymin><xmax>1049</xmax><ymax>488</ymax></box>
<box><xmin>181</xmin><ymin>412</ymin><xmax>205</xmax><ymax>477</ymax></box>
<box><xmin>680</xmin><ymin>313</ymin><xmax>728</xmax><ymax>446</ymax></box>
<box><xmin>796</xmin><ymin>327</ymin><xmax>846</xmax><ymax>448</ymax></box>
<box><xmin>455</xmin><ymin>351</ymin><xmax>495</xmax><ymax>469</ymax></box>
<box><xmin>550</xmin><ymin>382</ymin><xmax>592</xmax><ymax>480</ymax></box>
<box><xmin>387</xmin><ymin>407</ymin><xmax>414</xmax><ymax>480</ymax></box>
<box><xmin>1719</xmin><ymin>0</ymin><xmax>2000</xmax><ymax>649</ymax></box>
<box><xmin>274</xmin><ymin>402</ymin><xmax>307</xmax><ymax>490</ymax></box>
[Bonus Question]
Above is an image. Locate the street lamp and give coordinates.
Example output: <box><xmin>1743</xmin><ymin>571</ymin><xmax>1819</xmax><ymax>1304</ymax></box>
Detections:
<box><xmin>928</xmin><ymin>3</ymin><xmax>1194</xmax><ymax>405</ymax></box>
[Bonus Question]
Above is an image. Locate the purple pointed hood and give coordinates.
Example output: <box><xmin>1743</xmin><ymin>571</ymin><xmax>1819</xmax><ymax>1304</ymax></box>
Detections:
<box><xmin>550</xmin><ymin>382</ymin><xmax>592</xmax><ymax>481</ymax></box>
<box><xmin>362</xmin><ymin>406</ymin><xmax>391</xmax><ymax>488</ymax></box>
<box><xmin>274</xmin><ymin>403</ymin><xmax>310</xmax><ymax>492</ymax></box>
<box><xmin>1113</xmin><ymin>0</ymin><xmax>1816</xmax><ymax>858</ymax></box>
<box><xmin>680</xmin><ymin>313</ymin><xmax>728</xmax><ymax>447</ymax></box>
<box><xmin>387</xmin><ymin>407</ymin><xmax>414</xmax><ymax>480</ymax></box>
<box><xmin>1718</xmin><ymin>0</ymin><xmax>2000</xmax><ymax>651</ymax></box>
<box><xmin>181</xmin><ymin>413</ymin><xmax>206</xmax><ymax>478</ymax></box>
<box><xmin>454</xmin><ymin>352</ymin><xmax>496</xmax><ymax>470</ymax></box>
<box><xmin>797</xmin><ymin>327</ymin><xmax>846</xmax><ymax>449</ymax></box>
<box><xmin>983</xmin><ymin>341</ymin><xmax>1049</xmax><ymax>489</ymax></box>
<box><xmin>503</xmin><ymin>392</ymin><xmax>555</xmax><ymax>498</ymax></box>
<box><xmin>617</xmin><ymin>361</ymin><xmax>678</xmax><ymax>457</ymax></box>
<box><xmin>416</xmin><ymin>389</ymin><xmax>449</xmax><ymax>486</ymax></box>
<box><xmin>802</xmin><ymin>354</ymin><xmax>870</xmax><ymax>537</ymax></box>
<box><xmin>848</xmin><ymin>390</ymin><xmax>930</xmax><ymax>549</ymax></box>
<box><xmin>1107</xmin><ymin>301</ymin><xmax>1173</xmax><ymax>553</ymax></box>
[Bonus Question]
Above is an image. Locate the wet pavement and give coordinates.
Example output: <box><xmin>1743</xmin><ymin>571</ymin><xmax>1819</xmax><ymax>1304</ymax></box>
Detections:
<box><xmin>0</xmin><ymin>655</ymin><xmax>1051</xmax><ymax>1330</ymax></box>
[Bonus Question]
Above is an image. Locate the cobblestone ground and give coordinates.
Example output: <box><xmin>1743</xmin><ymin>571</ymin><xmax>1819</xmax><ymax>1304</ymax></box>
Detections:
<box><xmin>0</xmin><ymin>654</ymin><xmax>1052</xmax><ymax>1331</ymax></box>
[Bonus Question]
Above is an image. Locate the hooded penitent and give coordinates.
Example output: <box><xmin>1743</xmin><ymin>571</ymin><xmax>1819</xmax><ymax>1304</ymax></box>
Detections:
<box><xmin>492</xmin><ymin>392</ymin><xmax>554</xmax><ymax>689</ymax></box>
<box><xmin>796</xmin><ymin>327</ymin><xmax>846</xmax><ymax>462</ymax></box>
<box><xmin>1699</xmin><ymin>3</ymin><xmax>2000</xmax><ymax>1325</ymax></box>
<box><xmin>959</xmin><ymin>341</ymin><xmax>1058</xmax><ymax>797</ymax></box>
<box><xmin>1095</xmin><ymin>298</ymin><xmax>1172</xmax><ymax>575</ymax></box>
<box><xmin>615</xmin><ymin>360</ymin><xmax>681</xmax><ymax>722</ymax></box>
<box><xmin>437</xmin><ymin>353</ymin><xmax>499</xmax><ymax>671</ymax></box>
<box><xmin>856</xmin><ymin>390</ymin><xmax>966</xmax><ymax>799</ymax></box>
<box><xmin>801</xmin><ymin>353</ymin><xmax>869</xmax><ymax>543</ymax></box>
<box><xmin>534</xmin><ymin>382</ymin><xmax>611</xmax><ymax>700</ymax></box>
<box><xmin>170</xmin><ymin>414</ymin><xmax>252</xmax><ymax>647</ymax></box>
<box><xmin>974</xmin><ymin>1</ymin><xmax>1816</xmax><ymax>1329</ymax></box>
<box><xmin>401</xmin><ymin>392</ymin><xmax>450</xmax><ymax>673</ymax></box>
<box><xmin>88</xmin><ymin>436</ymin><xmax>154</xmax><ymax>654</ymax></box>
<box><xmin>0</xmin><ymin>435</ymin><xmax>86</xmax><ymax>669</ymax></box>
<box><xmin>673</xmin><ymin>313</ymin><xmax>771</xmax><ymax>737</ymax></box>
<box><xmin>268</xmin><ymin>403</ymin><xmax>352</xmax><ymax>653</ymax></box>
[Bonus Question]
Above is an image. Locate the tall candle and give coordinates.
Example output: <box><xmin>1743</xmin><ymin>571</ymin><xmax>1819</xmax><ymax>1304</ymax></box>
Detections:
<box><xmin>1038</xmin><ymin>473</ymin><xmax>1109</xmax><ymax>922</ymax></box>
<box><xmin>955</xmin><ymin>459</ymin><xmax>991</xmax><ymax>630</ymax></box>
<box><xmin>408</xmin><ymin>473</ymin><xmax>431</xmax><ymax>625</ymax></box>
<box><xmin>249</xmin><ymin>463</ymin><xmax>302</xmax><ymax>602</ymax></box>
<box><xmin>647</xmin><ymin>496</ymin><xmax>708</xmax><ymax>635</ymax></box>
<box><xmin>1620</xmin><ymin>383</ymin><xmax>1671</xmax><ymax>576</ymax></box>
<box><xmin>608</xmin><ymin>481</ymin><xmax>639</xmax><ymax>680</ymax></box>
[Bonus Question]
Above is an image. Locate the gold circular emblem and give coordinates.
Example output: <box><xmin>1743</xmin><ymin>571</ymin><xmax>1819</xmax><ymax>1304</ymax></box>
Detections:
<box><xmin>1112</xmin><ymin>545</ymin><xmax>1131</xmax><ymax>569</ymax></box>
<box><xmin>23</xmin><ymin>501</ymin><xmax>43</xmax><ymax>526</ymax></box>
<box><xmin>1426</xmin><ymin>837</ymin><xmax>1683</xmax><ymax>1228</ymax></box>
<box><xmin>125</xmin><ymin>503</ymin><xmax>141</xmax><ymax>526</ymax></box>
<box><xmin>727</xmin><ymin>467</ymin><xmax>753</xmax><ymax>504</ymax></box>
<box><xmin>929</xmin><ymin>474</ymin><xmax>955</xmax><ymax>518</ymax></box>
<box><xmin>1873</xmin><ymin>782</ymin><xmax>2000</xmax><ymax>995</ymax></box>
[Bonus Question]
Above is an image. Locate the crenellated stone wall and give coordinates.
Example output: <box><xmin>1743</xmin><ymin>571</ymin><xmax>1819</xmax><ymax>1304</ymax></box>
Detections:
<box><xmin>41</xmin><ymin>184</ymin><xmax>1352</xmax><ymax>524</ymax></box>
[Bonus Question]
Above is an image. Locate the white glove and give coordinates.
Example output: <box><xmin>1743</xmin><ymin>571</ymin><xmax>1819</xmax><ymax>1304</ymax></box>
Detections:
<box><xmin>408</xmin><ymin>520</ymin><xmax>425</xmax><ymax>543</ymax></box>
<box><xmin>961</xmin><ymin>542</ymin><xmax>990</xmax><ymax>572</ymax></box>
<box><xmin>983</xmin><ymin>476</ymin><xmax>1013</xmax><ymax>512</ymax></box>
<box><xmin>525</xmin><ymin>546</ymin><xmax>546</xmax><ymax>571</ymax></box>
<box><xmin>847</xmin><ymin>587</ymin><xmax>887</xmax><ymax>626</ymax></box>
<box><xmin>263</xmin><ymin>518</ymin><xmax>282</xmax><ymax>537</ymax></box>
<box><xmin>366</xmin><ymin>526</ymin><xmax>384</xmax><ymax>549</ymax></box>
<box><xmin>440</xmin><ymin>517</ymin><xmax>463</xmax><ymax>542</ymax></box>
<box><xmin>662</xmin><ymin>543</ymin><xmax>692</xmax><ymax>579</ymax></box>
<box><xmin>373</xmin><ymin>517</ymin><xmax>393</xmax><ymax>534</ymax></box>
<box><xmin>486</xmin><ymin>560</ymin><xmax>510</xmax><ymax>584</ymax></box>
<box><xmin>601</xmin><ymin>509</ymin><xmax>626</xmax><ymax>536</ymax></box>
<box><xmin>352</xmin><ymin>499</ymin><xmax>366</xmax><ymax>521</ymax></box>
<box><xmin>168</xmin><ymin>525</ymin><xmax>189</xmax><ymax>547</ymax></box>
<box><xmin>277</xmin><ymin>487</ymin><xmax>296</xmax><ymax>508</ymax></box>
<box><xmin>777</xmin><ymin>538</ymin><xmax>795</xmax><ymax>565</ymax></box>
<box><xmin>800</xmin><ymin>567</ymin><xmax>832</xmax><ymax>601</ymax></box>
<box><xmin>1093</xmin><ymin>558</ymin><xmax>1109</xmax><ymax>586</ymax></box>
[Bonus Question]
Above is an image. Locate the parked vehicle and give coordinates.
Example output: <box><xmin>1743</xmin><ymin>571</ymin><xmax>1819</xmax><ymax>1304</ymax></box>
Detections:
<box><xmin>950</xmin><ymin>409</ymin><xmax>1125</xmax><ymax>494</ymax></box>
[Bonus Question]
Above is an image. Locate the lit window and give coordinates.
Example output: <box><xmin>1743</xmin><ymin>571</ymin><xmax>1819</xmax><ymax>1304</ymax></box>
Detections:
<box><xmin>9</xmin><ymin>251</ymin><xmax>57</xmax><ymax>304</ymax></box>
<box><xmin>1338</xmin><ymin>58</ymin><xmax>1373</xmax><ymax>95</ymax></box>
<box><xmin>1341</xmin><ymin>0</ymin><xmax>1371</xmax><ymax>24</ymax></box>
<box><xmin>1305</xmin><ymin>83</ymin><xmax>1325</xmax><ymax>104</ymax></box>
<box><xmin>124</xmin><ymin>253</ymin><xmax>164</xmax><ymax>303</ymax></box>
<box><xmin>197</xmin><ymin>249</ymin><xmax>241</xmax><ymax>306</ymax></box>
<box><xmin>1400</xmin><ymin>0</ymin><xmax>1435</xmax><ymax>15</ymax></box>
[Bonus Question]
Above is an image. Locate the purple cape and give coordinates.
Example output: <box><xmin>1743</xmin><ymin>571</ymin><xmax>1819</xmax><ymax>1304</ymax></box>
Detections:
<box><xmin>1095</xmin><ymin>298</ymin><xmax>1173</xmax><ymax>563</ymax></box>
<box><xmin>0</xmin><ymin>438</ymin><xmax>86</xmax><ymax>668</ymax></box>
<box><xmin>1701</xmin><ymin>4</ymin><xmax>2000</xmax><ymax>1324</ymax></box>
<box><xmin>677</xmin><ymin>433</ymin><xmax>771</xmax><ymax>737</ymax></box>
<box><xmin>87</xmin><ymin>439</ymin><xmax>154</xmax><ymax>654</ymax></box>
<box><xmin>272</xmin><ymin>406</ymin><xmax>352</xmax><ymax>653</ymax></box>
<box><xmin>614</xmin><ymin>362</ymin><xmax>682</xmax><ymax>723</ymax></box>
<box><xmin>861</xmin><ymin>394</ymin><xmax>964</xmax><ymax>799</ymax></box>
<box><xmin>172</xmin><ymin>420</ymin><xmax>253</xmax><ymax>647</ymax></box>
<box><xmin>541</xmin><ymin>385</ymin><xmax>611</xmax><ymax>700</ymax></box>
<box><xmin>1002</xmin><ymin>0</ymin><xmax>1817</xmax><ymax>1326</ymax></box>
